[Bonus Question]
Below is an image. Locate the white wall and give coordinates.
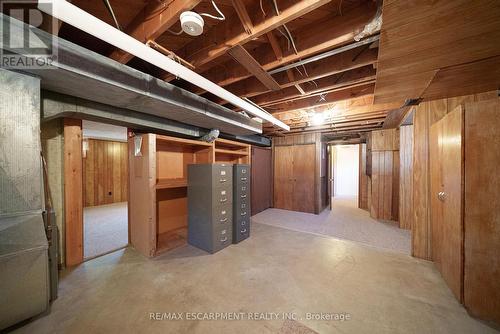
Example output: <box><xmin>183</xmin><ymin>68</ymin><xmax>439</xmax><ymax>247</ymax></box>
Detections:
<box><xmin>333</xmin><ymin>144</ymin><xmax>359</xmax><ymax>197</ymax></box>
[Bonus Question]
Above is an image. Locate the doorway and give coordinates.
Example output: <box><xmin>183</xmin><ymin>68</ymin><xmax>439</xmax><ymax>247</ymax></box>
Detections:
<box><xmin>331</xmin><ymin>144</ymin><xmax>359</xmax><ymax>202</ymax></box>
<box><xmin>81</xmin><ymin>120</ymin><xmax>129</xmax><ymax>260</ymax></box>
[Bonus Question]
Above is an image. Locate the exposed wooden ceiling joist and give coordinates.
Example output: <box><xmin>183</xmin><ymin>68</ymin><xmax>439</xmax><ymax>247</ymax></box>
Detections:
<box><xmin>253</xmin><ymin>65</ymin><xmax>376</xmax><ymax>107</ymax></box>
<box><xmin>231</xmin><ymin>0</ymin><xmax>253</xmax><ymax>35</ymax></box>
<box><xmin>227</xmin><ymin>45</ymin><xmax>281</xmax><ymax>91</ymax></box>
<box><xmin>107</xmin><ymin>0</ymin><xmax>202</xmax><ymax>64</ymax></box>
<box><xmin>184</xmin><ymin>3</ymin><xmax>377</xmax><ymax>92</ymax></box>
<box><xmin>210</xmin><ymin>47</ymin><xmax>378</xmax><ymax>105</ymax></box>
<box><xmin>164</xmin><ymin>0</ymin><xmax>333</xmax><ymax>80</ymax></box>
<box><xmin>267</xmin><ymin>83</ymin><xmax>375</xmax><ymax>113</ymax></box>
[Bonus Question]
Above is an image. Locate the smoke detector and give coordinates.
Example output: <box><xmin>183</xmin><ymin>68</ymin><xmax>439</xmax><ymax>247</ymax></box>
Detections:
<box><xmin>180</xmin><ymin>11</ymin><xmax>204</xmax><ymax>36</ymax></box>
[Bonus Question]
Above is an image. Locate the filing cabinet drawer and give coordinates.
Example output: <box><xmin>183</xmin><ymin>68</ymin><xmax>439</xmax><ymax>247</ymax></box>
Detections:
<box><xmin>212</xmin><ymin>187</ymin><xmax>232</xmax><ymax>207</ymax></box>
<box><xmin>213</xmin><ymin>228</ymin><xmax>232</xmax><ymax>252</ymax></box>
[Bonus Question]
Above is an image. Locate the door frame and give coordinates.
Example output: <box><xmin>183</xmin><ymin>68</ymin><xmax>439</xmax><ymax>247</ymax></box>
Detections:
<box><xmin>63</xmin><ymin>118</ymin><xmax>131</xmax><ymax>266</ymax></box>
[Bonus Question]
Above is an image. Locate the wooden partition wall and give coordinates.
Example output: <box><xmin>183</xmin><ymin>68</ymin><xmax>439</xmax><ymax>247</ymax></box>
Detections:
<box><xmin>273</xmin><ymin>133</ymin><xmax>327</xmax><ymax>214</ymax></box>
<box><xmin>369</xmin><ymin>129</ymin><xmax>399</xmax><ymax>221</ymax></box>
<box><xmin>399</xmin><ymin>125</ymin><xmax>413</xmax><ymax>230</ymax></box>
<box><xmin>427</xmin><ymin>99</ymin><xmax>500</xmax><ymax>324</ymax></box>
<box><xmin>251</xmin><ymin>146</ymin><xmax>272</xmax><ymax>215</ymax></box>
<box><xmin>83</xmin><ymin>139</ymin><xmax>128</xmax><ymax>207</ymax></box>
<box><xmin>411</xmin><ymin>90</ymin><xmax>498</xmax><ymax>260</ymax></box>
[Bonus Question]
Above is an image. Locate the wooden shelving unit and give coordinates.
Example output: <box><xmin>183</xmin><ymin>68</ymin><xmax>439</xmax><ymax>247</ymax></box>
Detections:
<box><xmin>214</xmin><ymin>138</ymin><xmax>251</xmax><ymax>164</ymax></box>
<box><xmin>129</xmin><ymin>134</ymin><xmax>251</xmax><ymax>257</ymax></box>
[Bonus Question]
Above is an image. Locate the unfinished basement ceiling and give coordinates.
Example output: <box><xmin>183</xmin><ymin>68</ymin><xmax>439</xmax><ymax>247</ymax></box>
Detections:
<box><xmin>44</xmin><ymin>0</ymin><xmax>391</xmax><ymax>138</ymax></box>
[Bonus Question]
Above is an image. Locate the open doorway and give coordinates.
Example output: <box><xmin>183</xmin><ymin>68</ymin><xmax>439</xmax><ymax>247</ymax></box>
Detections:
<box><xmin>82</xmin><ymin>120</ymin><xmax>129</xmax><ymax>260</ymax></box>
<box><xmin>332</xmin><ymin>144</ymin><xmax>359</xmax><ymax>201</ymax></box>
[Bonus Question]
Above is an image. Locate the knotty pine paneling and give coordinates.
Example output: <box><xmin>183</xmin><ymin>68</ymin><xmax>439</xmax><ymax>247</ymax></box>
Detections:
<box><xmin>83</xmin><ymin>139</ymin><xmax>128</xmax><ymax>207</ymax></box>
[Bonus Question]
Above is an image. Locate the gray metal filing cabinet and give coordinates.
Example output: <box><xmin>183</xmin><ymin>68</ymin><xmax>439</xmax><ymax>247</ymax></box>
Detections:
<box><xmin>233</xmin><ymin>164</ymin><xmax>251</xmax><ymax>243</ymax></box>
<box><xmin>188</xmin><ymin>164</ymin><xmax>233</xmax><ymax>253</ymax></box>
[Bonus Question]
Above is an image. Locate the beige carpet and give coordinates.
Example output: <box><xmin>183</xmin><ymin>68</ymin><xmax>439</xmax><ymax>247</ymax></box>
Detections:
<box><xmin>84</xmin><ymin>202</ymin><xmax>128</xmax><ymax>259</ymax></box>
<box><xmin>252</xmin><ymin>196</ymin><xmax>411</xmax><ymax>254</ymax></box>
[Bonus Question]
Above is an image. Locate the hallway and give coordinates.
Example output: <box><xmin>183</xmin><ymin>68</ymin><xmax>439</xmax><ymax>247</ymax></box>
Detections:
<box><xmin>252</xmin><ymin>196</ymin><xmax>411</xmax><ymax>254</ymax></box>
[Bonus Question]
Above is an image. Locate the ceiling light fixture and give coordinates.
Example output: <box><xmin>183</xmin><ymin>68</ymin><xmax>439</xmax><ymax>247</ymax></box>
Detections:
<box><xmin>38</xmin><ymin>0</ymin><xmax>289</xmax><ymax>131</ymax></box>
<box><xmin>310</xmin><ymin>112</ymin><xmax>326</xmax><ymax>126</ymax></box>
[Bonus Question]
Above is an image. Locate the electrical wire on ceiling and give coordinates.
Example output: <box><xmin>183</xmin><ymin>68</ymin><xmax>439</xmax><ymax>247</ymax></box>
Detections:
<box><xmin>200</xmin><ymin>0</ymin><xmax>225</xmax><ymax>20</ymax></box>
<box><xmin>102</xmin><ymin>0</ymin><xmax>121</xmax><ymax>30</ymax></box>
<box><xmin>269</xmin><ymin>0</ymin><xmax>317</xmax><ymax>88</ymax></box>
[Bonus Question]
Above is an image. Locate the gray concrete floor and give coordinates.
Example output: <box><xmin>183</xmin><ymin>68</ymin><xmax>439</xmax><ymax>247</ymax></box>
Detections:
<box><xmin>15</xmin><ymin>223</ymin><xmax>497</xmax><ymax>334</ymax></box>
<box><xmin>253</xmin><ymin>197</ymin><xmax>411</xmax><ymax>254</ymax></box>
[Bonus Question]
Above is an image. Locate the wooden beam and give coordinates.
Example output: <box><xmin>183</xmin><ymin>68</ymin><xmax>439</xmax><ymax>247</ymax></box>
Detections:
<box><xmin>266</xmin><ymin>30</ymin><xmax>296</xmax><ymax>83</ymax></box>
<box><xmin>165</xmin><ymin>0</ymin><xmax>331</xmax><ymax>79</ymax></box>
<box><xmin>64</xmin><ymin>118</ymin><xmax>83</xmax><ymax>266</ymax></box>
<box><xmin>267</xmin><ymin>83</ymin><xmax>376</xmax><ymax>113</ymax></box>
<box><xmin>108</xmin><ymin>0</ymin><xmax>202</xmax><ymax>64</ymax></box>
<box><xmin>228</xmin><ymin>45</ymin><xmax>281</xmax><ymax>91</ymax></box>
<box><xmin>382</xmin><ymin>106</ymin><xmax>413</xmax><ymax>129</ymax></box>
<box><xmin>231</xmin><ymin>0</ymin><xmax>253</xmax><ymax>35</ymax></box>
<box><xmin>184</xmin><ymin>3</ymin><xmax>376</xmax><ymax>90</ymax></box>
<box><xmin>254</xmin><ymin>65</ymin><xmax>377</xmax><ymax>107</ymax></box>
<box><xmin>199</xmin><ymin>45</ymin><xmax>378</xmax><ymax>101</ymax></box>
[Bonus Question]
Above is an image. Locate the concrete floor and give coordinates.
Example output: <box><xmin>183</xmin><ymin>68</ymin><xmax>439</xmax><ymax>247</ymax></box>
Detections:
<box><xmin>14</xmin><ymin>223</ymin><xmax>497</xmax><ymax>334</ymax></box>
<box><xmin>253</xmin><ymin>196</ymin><xmax>411</xmax><ymax>254</ymax></box>
<box><xmin>84</xmin><ymin>202</ymin><xmax>128</xmax><ymax>259</ymax></box>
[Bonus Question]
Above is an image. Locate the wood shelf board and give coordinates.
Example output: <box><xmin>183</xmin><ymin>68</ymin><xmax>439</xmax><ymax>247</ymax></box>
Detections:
<box><xmin>215</xmin><ymin>138</ymin><xmax>249</xmax><ymax>149</ymax></box>
<box><xmin>215</xmin><ymin>148</ymin><xmax>249</xmax><ymax>156</ymax></box>
<box><xmin>156</xmin><ymin>135</ymin><xmax>213</xmax><ymax>148</ymax></box>
<box><xmin>156</xmin><ymin>178</ymin><xmax>188</xmax><ymax>189</ymax></box>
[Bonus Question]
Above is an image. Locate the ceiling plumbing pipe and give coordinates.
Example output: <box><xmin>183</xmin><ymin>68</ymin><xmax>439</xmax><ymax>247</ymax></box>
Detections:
<box><xmin>38</xmin><ymin>0</ymin><xmax>289</xmax><ymax>131</ymax></box>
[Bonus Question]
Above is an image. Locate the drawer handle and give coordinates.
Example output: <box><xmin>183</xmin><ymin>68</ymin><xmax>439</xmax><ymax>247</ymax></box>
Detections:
<box><xmin>241</xmin><ymin>212</ymin><xmax>247</xmax><ymax>216</ymax></box>
<box><xmin>220</xmin><ymin>237</ymin><xmax>228</xmax><ymax>243</ymax></box>
<box><xmin>240</xmin><ymin>229</ymin><xmax>247</xmax><ymax>234</ymax></box>
<box><xmin>241</xmin><ymin>177</ymin><xmax>247</xmax><ymax>181</ymax></box>
<box><xmin>241</xmin><ymin>221</ymin><xmax>246</xmax><ymax>226</ymax></box>
<box><xmin>220</xmin><ymin>198</ymin><xmax>227</xmax><ymax>203</ymax></box>
<box><xmin>220</xmin><ymin>217</ymin><xmax>228</xmax><ymax>223</ymax></box>
<box><xmin>240</xmin><ymin>194</ymin><xmax>247</xmax><ymax>198</ymax></box>
<box><xmin>219</xmin><ymin>178</ymin><xmax>227</xmax><ymax>183</ymax></box>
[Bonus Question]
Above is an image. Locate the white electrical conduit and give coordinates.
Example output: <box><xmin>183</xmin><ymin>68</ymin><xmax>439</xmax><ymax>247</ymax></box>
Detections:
<box><xmin>200</xmin><ymin>0</ymin><xmax>225</xmax><ymax>21</ymax></box>
<box><xmin>38</xmin><ymin>0</ymin><xmax>289</xmax><ymax>131</ymax></box>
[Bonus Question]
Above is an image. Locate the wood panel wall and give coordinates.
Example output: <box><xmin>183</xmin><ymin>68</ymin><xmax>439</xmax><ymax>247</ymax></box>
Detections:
<box><xmin>63</xmin><ymin>118</ymin><xmax>83</xmax><ymax>266</ymax></box>
<box><xmin>273</xmin><ymin>133</ymin><xmax>326</xmax><ymax>214</ymax></box>
<box><xmin>399</xmin><ymin>125</ymin><xmax>413</xmax><ymax>230</ymax></box>
<box><xmin>369</xmin><ymin>129</ymin><xmax>399</xmax><ymax>221</ymax></box>
<box><xmin>251</xmin><ymin>146</ymin><xmax>272</xmax><ymax>216</ymax></box>
<box><xmin>411</xmin><ymin>90</ymin><xmax>498</xmax><ymax>259</ymax></box>
<box><xmin>83</xmin><ymin>139</ymin><xmax>128</xmax><ymax>207</ymax></box>
<box><xmin>358</xmin><ymin>143</ymin><xmax>368</xmax><ymax>210</ymax></box>
<box><xmin>463</xmin><ymin>99</ymin><xmax>500</xmax><ymax>324</ymax></box>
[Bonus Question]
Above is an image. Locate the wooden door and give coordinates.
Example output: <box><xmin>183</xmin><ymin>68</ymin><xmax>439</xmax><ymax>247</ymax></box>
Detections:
<box><xmin>251</xmin><ymin>147</ymin><xmax>272</xmax><ymax>215</ymax></box>
<box><xmin>292</xmin><ymin>144</ymin><xmax>316</xmax><ymax>213</ymax></box>
<box><xmin>430</xmin><ymin>106</ymin><xmax>464</xmax><ymax>302</ymax></box>
<box><xmin>273</xmin><ymin>146</ymin><xmax>294</xmax><ymax>210</ymax></box>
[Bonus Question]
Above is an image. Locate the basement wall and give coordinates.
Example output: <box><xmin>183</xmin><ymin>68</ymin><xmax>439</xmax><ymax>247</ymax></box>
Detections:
<box><xmin>412</xmin><ymin>90</ymin><xmax>499</xmax><ymax>260</ymax></box>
